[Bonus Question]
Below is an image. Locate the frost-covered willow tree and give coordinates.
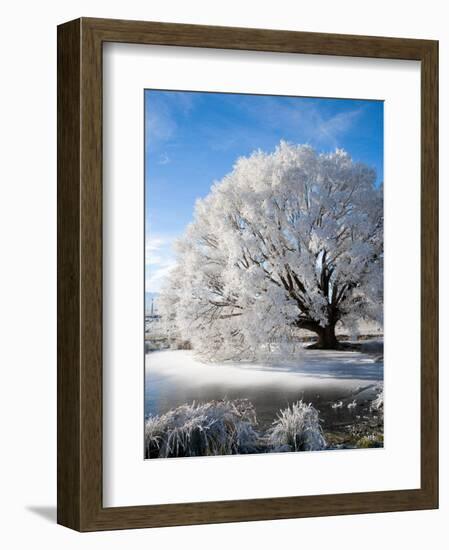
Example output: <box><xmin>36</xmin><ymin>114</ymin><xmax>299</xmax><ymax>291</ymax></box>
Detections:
<box><xmin>159</xmin><ymin>142</ymin><xmax>383</xmax><ymax>359</ymax></box>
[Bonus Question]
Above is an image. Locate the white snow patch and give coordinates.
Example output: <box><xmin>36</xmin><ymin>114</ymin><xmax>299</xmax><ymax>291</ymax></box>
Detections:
<box><xmin>146</xmin><ymin>349</ymin><xmax>383</xmax><ymax>392</ymax></box>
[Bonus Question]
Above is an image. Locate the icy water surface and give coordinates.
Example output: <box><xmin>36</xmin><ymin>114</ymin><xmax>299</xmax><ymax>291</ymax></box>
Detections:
<box><xmin>144</xmin><ymin>347</ymin><xmax>383</xmax><ymax>433</ymax></box>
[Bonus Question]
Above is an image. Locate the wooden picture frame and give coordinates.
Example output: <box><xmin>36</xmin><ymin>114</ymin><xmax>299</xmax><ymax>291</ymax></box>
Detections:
<box><xmin>57</xmin><ymin>17</ymin><xmax>438</xmax><ymax>531</ymax></box>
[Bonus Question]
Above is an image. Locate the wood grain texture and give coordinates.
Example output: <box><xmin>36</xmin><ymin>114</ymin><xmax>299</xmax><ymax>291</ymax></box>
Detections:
<box><xmin>420</xmin><ymin>41</ymin><xmax>439</xmax><ymax>504</ymax></box>
<box><xmin>57</xmin><ymin>17</ymin><xmax>439</xmax><ymax>532</ymax></box>
<box><xmin>57</xmin><ymin>18</ymin><xmax>81</xmax><ymax>531</ymax></box>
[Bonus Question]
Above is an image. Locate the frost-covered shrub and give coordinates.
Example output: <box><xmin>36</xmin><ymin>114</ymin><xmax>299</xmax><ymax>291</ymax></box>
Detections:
<box><xmin>267</xmin><ymin>400</ymin><xmax>326</xmax><ymax>452</ymax></box>
<box><xmin>371</xmin><ymin>387</ymin><xmax>384</xmax><ymax>418</ymax></box>
<box><xmin>145</xmin><ymin>399</ymin><xmax>259</xmax><ymax>458</ymax></box>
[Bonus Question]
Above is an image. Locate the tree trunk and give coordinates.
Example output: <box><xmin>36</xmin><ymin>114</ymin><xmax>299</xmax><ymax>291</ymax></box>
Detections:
<box><xmin>314</xmin><ymin>323</ymin><xmax>338</xmax><ymax>349</ymax></box>
<box><xmin>295</xmin><ymin>317</ymin><xmax>340</xmax><ymax>350</ymax></box>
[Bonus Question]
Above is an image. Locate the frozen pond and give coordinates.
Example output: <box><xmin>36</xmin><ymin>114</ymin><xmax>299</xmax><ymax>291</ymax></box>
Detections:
<box><xmin>145</xmin><ymin>346</ymin><xmax>383</xmax><ymax>432</ymax></box>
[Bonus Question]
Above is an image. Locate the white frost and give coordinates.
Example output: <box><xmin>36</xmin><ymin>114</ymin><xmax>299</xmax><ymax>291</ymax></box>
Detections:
<box><xmin>146</xmin><ymin>349</ymin><xmax>383</xmax><ymax>393</ymax></box>
<box><xmin>159</xmin><ymin>142</ymin><xmax>383</xmax><ymax>359</ymax></box>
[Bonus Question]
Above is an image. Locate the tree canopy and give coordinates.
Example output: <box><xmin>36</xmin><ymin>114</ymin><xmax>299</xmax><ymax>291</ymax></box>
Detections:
<box><xmin>159</xmin><ymin>142</ymin><xmax>383</xmax><ymax>359</ymax></box>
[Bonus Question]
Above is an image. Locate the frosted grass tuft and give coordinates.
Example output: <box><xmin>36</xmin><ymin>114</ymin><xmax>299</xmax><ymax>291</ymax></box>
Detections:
<box><xmin>266</xmin><ymin>400</ymin><xmax>327</xmax><ymax>452</ymax></box>
<box><xmin>145</xmin><ymin>399</ymin><xmax>259</xmax><ymax>458</ymax></box>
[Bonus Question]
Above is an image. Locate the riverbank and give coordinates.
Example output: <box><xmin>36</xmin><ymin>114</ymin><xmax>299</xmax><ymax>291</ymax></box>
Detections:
<box><xmin>145</xmin><ymin>344</ymin><xmax>383</xmax><ymax>455</ymax></box>
<box><xmin>145</xmin><ymin>394</ymin><xmax>383</xmax><ymax>459</ymax></box>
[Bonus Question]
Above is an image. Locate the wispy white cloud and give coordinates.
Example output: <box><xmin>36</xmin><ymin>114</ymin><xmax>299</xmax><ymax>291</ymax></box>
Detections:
<box><xmin>146</xmin><ymin>101</ymin><xmax>177</xmax><ymax>143</ymax></box>
<box><xmin>158</xmin><ymin>152</ymin><xmax>171</xmax><ymax>165</ymax></box>
<box><xmin>146</xmin><ymin>262</ymin><xmax>177</xmax><ymax>293</ymax></box>
<box><xmin>147</xmin><ymin>254</ymin><xmax>163</xmax><ymax>265</ymax></box>
<box><xmin>145</xmin><ymin>233</ymin><xmax>179</xmax><ymax>292</ymax></box>
<box><xmin>145</xmin><ymin>91</ymin><xmax>199</xmax><ymax>150</ymax></box>
<box><xmin>211</xmin><ymin>95</ymin><xmax>364</xmax><ymax>152</ymax></box>
<box><xmin>146</xmin><ymin>236</ymin><xmax>167</xmax><ymax>252</ymax></box>
<box><xmin>315</xmin><ymin>109</ymin><xmax>363</xmax><ymax>147</ymax></box>
<box><xmin>146</xmin><ymin>90</ymin><xmax>364</xmax><ymax>161</ymax></box>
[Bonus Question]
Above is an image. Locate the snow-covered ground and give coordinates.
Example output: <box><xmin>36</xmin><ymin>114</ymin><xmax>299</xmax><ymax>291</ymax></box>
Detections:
<box><xmin>146</xmin><ymin>348</ymin><xmax>382</xmax><ymax>389</ymax></box>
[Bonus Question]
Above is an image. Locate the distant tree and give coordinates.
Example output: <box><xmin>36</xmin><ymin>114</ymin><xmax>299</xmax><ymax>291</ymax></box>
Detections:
<box><xmin>159</xmin><ymin>142</ymin><xmax>383</xmax><ymax>359</ymax></box>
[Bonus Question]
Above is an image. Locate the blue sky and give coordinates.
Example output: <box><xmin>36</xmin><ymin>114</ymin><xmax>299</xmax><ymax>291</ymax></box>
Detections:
<box><xmin>145</xmin><ymin>90</ymin><xmax>383</xmax><ymax>294</ymax></box>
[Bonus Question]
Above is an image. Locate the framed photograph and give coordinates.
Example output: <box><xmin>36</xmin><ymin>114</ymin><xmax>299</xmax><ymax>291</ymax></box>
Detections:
<box><xmin>57</xmin><ymin>17</ymin><xmax>438</xmax><ymax>531</ymax></box>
